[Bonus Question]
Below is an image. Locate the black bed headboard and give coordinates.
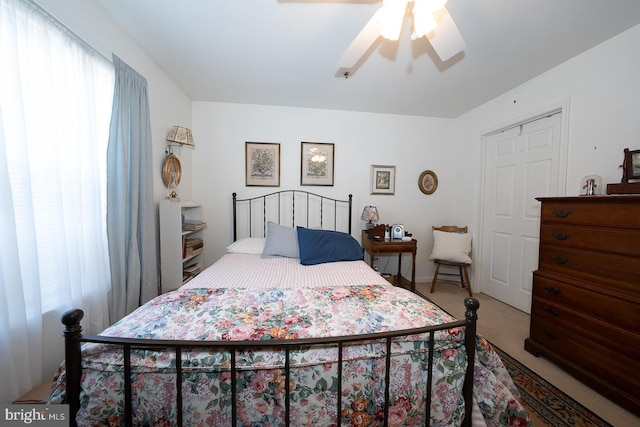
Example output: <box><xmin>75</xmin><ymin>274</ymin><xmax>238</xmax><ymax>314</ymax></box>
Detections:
<box><xmin>232</xmin><ymin>191</ymin><xmax>353</xmax><ymax>241</ymax></box>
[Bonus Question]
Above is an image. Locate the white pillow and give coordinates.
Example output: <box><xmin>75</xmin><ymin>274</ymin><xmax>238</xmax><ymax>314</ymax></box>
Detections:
<box><xmin>429</xmin><ymin>230</ymin><xmax>472</xmax><ymax>264</ymax></box>
<box><xmin>226</xmin><ymin>237</ymin><xmax>266</xmax><ymax>255</ymax></box>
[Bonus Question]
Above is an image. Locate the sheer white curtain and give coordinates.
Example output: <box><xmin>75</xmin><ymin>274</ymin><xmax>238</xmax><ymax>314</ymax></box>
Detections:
<box><xmin>0</xmin><ymin>0</ymin><xmax>113</xmax><ymax>403</ymax></box>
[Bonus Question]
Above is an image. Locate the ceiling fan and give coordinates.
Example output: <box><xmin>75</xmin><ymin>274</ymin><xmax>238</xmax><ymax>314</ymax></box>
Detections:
<box><xmin>337</xmin><ymin>0</ymin><xmax>465</xmax><ymax>74</ymax></box>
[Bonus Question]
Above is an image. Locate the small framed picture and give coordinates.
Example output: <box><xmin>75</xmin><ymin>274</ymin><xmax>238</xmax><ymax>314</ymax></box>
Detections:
<box><xmin>418</xmin><ymin>170</ymin><xmax>438</xmax><ymax>195</ymax></box>
<box><xmin>624</xmin><ymin>148</ymin><xmax>640</xmax><ymax>181</ymax></box>
<box><xmin>371</xmin><ymin>165</ymin><xmax>395</xmax><ymax>195</ymax></box>
<box><xmin>301</xmin><ymin>142</ymin><xmax>334</xmax><ymax>186</ymax></box>
<box><xmin>245</xmin><ymin>142</ymin><xmax>280</xmax><ymax>187</ymax></box>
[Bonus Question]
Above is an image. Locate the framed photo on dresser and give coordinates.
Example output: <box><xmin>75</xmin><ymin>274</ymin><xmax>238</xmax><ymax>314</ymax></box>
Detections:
<box><xmin>624</xmin><ymin>148</ymin><xmax>640</xmax><ymax>181</ymax></box>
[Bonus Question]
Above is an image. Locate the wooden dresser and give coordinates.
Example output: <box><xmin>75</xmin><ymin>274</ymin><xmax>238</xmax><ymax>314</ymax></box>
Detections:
<box><xmin>525</xmin><ymin>196</ymin><xmax>640</xmax><ymax>415</ymax></box>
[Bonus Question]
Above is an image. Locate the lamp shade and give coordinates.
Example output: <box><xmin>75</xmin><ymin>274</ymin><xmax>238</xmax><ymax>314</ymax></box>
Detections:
<box><xmin>166</xmin><ymin>126</ymin><xmax>195</xmax><ymax>146</ymax></box>
<box><xmin>361</xmin><ymin>205</ymin><xmax>379</xmax><ymax>222</ymax></box>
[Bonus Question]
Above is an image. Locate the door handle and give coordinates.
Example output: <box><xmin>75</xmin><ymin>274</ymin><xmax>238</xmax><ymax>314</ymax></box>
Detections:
<box><xmin>543</xmin><ymin>330</ymin><xmax>559</xmax><ymax>340</ymax></box>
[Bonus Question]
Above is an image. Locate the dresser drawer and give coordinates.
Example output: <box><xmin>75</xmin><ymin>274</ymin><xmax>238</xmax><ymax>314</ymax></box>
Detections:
<box><xmin>533</xmin><ymin>272</ymin><xmax>640</xmax><ymax>332</ymax></box>
<box><xmin>540</xmin><ymin>224</ymin><xmax>640</xmax><ymax>257</ymax></box>
<box><xmin>530</xmin><ymin>296</ymin><xmax>640</xmax><ymax>359</ymax></box>
<box><xmin>541</xmin><ymin>200</ymin><xmax>640</xmax><ymax>228</ymax></box>
<box><xmin>538</xmin><ymin>245</ymin><xmax>640</xmax><ymax>293</ymax></box>
<box><xmin>529</xmin><ymin>317</ymin><xmax>640</xmax><ymax>397</ymax></box>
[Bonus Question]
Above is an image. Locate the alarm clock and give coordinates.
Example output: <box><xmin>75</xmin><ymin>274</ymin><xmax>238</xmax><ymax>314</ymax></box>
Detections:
<box><xmin>391</xmin><ymin>224</ymin><xmax>405</xmax><ymax>239</ymax></box>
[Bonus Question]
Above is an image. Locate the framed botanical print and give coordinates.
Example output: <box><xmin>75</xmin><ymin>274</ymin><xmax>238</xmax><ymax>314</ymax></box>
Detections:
<box><xmin>245</xmin><ymin>142</ymin><xmax>280</xmax><ymax>187</ymax></box>
<box><xmin>370</xmin><ymin>165</ymin><xmax>395</xmax><ymax>195</ymax></box>
<box><xmin>301</xmin><ymin>142</ymin><xmax>334</xmax><ymax>186</ymax></box>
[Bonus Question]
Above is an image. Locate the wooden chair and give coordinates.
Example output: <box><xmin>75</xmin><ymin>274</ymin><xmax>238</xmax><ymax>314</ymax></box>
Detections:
<box><xmin>430</xmin><ymin>226</ymin><xmax>472</xmax><ymax>297</ymax></box>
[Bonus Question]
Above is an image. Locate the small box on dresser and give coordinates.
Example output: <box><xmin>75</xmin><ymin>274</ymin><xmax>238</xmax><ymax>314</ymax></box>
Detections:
<box><xmin>525</xmin><ymin>196</ymin><xmax>640</xmax><ymax>415</ymax></box>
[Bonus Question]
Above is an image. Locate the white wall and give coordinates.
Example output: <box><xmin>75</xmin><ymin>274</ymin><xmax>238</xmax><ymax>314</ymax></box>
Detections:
<box><xmin>192</xmin><ymin>103</ymin><xmax>456</xmax><ymax>281</ymax></box>
<box><xmin>452</xmin><ymin>24</ymin><xmax>640</xmax><ymax>289</ymax></box>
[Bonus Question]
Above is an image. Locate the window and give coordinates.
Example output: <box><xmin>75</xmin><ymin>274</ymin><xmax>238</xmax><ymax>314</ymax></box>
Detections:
<box><xmin>0</xmin><ymin>0</ymin><xmax>114</xmax><ymax>402</ymax></box>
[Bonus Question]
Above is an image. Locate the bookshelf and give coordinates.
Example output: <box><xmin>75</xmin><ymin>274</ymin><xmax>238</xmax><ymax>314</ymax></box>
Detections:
<box><xmin>159</xmin><ymin>199</ymin><xmax>207</xmax><ymax>293</ymax></box>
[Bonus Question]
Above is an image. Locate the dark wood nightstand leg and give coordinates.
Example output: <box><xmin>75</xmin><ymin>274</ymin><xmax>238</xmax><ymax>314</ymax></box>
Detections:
<box><xmin>411</xmin><ymin>250</ymin><xmax>416</xmax><ymax>292</ymax></box>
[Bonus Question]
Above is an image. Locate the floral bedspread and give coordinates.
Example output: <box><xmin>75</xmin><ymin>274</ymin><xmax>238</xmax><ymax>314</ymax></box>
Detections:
<box><xmin>50</xmin><ymin>285</ymin><xmax>529</xmax><ymax>426</ymax></box>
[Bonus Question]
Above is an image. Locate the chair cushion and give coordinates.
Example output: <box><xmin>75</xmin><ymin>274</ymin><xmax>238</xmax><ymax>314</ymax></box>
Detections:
<box><xmin>429</xmin><ymin>230</ymin><xmax>472</xmax><ymax>264</ymax></box>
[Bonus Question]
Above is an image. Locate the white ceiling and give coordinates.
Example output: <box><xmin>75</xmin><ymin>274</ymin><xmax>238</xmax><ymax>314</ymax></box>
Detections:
<box><xmin>95</xmin><ymin>0</ymin><xmax>640</xmax><ymax>118</ymax></box>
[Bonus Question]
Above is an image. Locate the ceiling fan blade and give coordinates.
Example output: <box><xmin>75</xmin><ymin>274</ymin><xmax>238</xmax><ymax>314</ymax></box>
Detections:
<box><xmin>337</xmin><ymin>10</ymin><xmax>383</xmax><ymax>70</ymax></box>
<box><xmin>427</xmin><ymin>7</ymin><xmax>465</xmax><ymax>62</ymax></box>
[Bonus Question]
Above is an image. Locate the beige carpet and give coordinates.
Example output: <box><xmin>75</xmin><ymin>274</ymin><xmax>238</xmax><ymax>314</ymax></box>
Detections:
<box><xmin>417</xmin><ymin>282</ymin><xmax>639</xmax><ymax>427</ymax></box>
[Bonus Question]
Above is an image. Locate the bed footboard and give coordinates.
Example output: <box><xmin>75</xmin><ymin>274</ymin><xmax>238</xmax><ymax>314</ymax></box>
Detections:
<box><xmin>61</xmin><ymin>298</ymin><xmax>479</xmax><ymax>427</ymax></box>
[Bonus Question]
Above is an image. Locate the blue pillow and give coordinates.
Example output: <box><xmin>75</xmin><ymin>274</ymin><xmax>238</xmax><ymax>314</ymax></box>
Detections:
<box><xmin>297</xmin><ymin>227</ymin><xmax>363</xmax><ymax>265</ymax></box>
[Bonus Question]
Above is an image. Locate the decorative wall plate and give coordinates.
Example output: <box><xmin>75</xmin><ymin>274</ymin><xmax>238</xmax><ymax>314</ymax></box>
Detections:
<box><xmin>162</xmin><ymin>153</ymin><xmax>182</xmax><ymax>189</ymax></box>
<box><xmin>418</xmin><ymin>170</ymin><xmax>438</xmax><ymax>195</ymax></box>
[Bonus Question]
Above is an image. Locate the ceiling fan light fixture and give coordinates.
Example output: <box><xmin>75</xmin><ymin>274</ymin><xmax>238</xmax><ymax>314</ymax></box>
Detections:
<box><xmin>336</xmin><ymin>0</ymin><xmax>464</xmax><ymax>72</ymax></box>
<box><xmin>378</xmin><ymin>0</ymin><xmax>409</xmax><ymax>41</ymax></box>
<box><xmin>412</xmin><ymin>1</ymin><xmax>438</xmax><ymax>39</ymax></box>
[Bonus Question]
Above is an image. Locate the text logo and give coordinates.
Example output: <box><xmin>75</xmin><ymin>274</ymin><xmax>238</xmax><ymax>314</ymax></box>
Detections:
<box><xmin>2</xmin><ymin>405</ymin><xmax>68</xmax><ymax>426</ymax></box>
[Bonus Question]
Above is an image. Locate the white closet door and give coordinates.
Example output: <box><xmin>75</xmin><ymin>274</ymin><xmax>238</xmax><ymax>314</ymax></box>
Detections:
<box><xmin>481</xmin><ymin>113</ymin><xmax>562</xmax><ymax>313</ymax></box>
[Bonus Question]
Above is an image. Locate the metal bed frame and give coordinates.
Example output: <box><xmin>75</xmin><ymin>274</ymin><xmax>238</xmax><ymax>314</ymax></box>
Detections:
<box><xmin>61</xmin><ymin>191</ymin><xmax>479</xmax><ymax>426</ymax></box>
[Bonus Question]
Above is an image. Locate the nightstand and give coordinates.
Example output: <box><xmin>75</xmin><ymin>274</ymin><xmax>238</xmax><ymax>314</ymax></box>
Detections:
<box><xmin>361</xmin><ymin>230</ymin><xmax>417</xmax><ymax>292</ymax></box>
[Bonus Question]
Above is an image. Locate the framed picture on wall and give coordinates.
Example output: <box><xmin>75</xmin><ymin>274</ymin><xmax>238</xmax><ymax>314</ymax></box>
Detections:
<box><xmin>301</xmin><ymin>142</ymin><xmax>334</xmax><ymax>186</ymax></box>
<box><xmin>245</xmin><ymin>142</ymin><xmax>280</xmax><ymax>186</ymax></box>
<box><xmin>418</xmin><ymin>170</ymin><xmax>438</xmax><ymax>195</ymax></box>
<box><xmin>370</xmin><ymin>165</ymin><xmax>395</xmax><ymax>195</ymax></box>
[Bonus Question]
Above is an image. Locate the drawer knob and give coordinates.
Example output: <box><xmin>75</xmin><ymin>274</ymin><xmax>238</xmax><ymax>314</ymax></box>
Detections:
<box><xmin>543</xmin><ymin>330</ymin><xmax>559</xmax><ymax>340</ymax></box>
<box><xmin>550</xmin><ymin>256</ymin><xmax>568</xmax><ymax>265</ymax></box>
<box><xmin>544</xmin><ymin>286</ymin><xmax>561</xmax><ymax>296</ymax></box>
<box><xmin>543</xmin><ymin>306</ymin><xmax>560</xmax><ymax>317</ymax></box>
<box><xmin>551</xmin><ymin>210</ymin><xmax>572</xmax><ymax>218</ymax></box>
<box><xmin>551</xmin><ymin>232</ymin><xmax>570</xmax><ymax>241</ymax></box>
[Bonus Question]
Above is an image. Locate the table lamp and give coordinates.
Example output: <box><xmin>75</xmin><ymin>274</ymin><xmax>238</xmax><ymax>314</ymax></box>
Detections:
<box><xmin>361</xmin><ymin>205</ymin><xmax>379</xmax><ymax>229</ymax></box>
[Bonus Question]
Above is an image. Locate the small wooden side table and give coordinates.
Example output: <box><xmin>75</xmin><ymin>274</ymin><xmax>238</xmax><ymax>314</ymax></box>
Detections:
<box><xmin>361</xmin><ymin>230</ymin><xmax>417</xmax><ymax>292</ymax></box>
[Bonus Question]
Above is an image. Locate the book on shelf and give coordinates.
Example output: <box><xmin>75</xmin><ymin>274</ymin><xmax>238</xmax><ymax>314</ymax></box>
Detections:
<box><xmin>185</xmin><ymin>246</ymin><xmax>204</xmax><ymax>257</ymax></box>
<box><xmin>183</xmin><ymin>263</ymin><xmax>201</xmax><ymax>275</ymax></box>
<box><xmin>184</xmin><ymin>237</ymin><xmax>203</xmax><ymax>257</ymax></box>
<box><xmin>185</xmin><ymin>237</ymin><xmax>203</xmax><ymax>247</ymax></box>
<box><xmin>183</xmin><ymin>262</ymin><xmax>202</xmax><ymax>283</ymax></box>
<box><xmin>182</xmin><ymin>219</ymin><xmax>207</xmax><ymax>231</ymax></box>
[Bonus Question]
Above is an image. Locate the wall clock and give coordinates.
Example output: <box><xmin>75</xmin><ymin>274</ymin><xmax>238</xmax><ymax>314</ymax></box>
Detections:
<box><xmin>418</xmin><ymin>170</ymin><xmax>438</xmax><ymax>195</ymax></box>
